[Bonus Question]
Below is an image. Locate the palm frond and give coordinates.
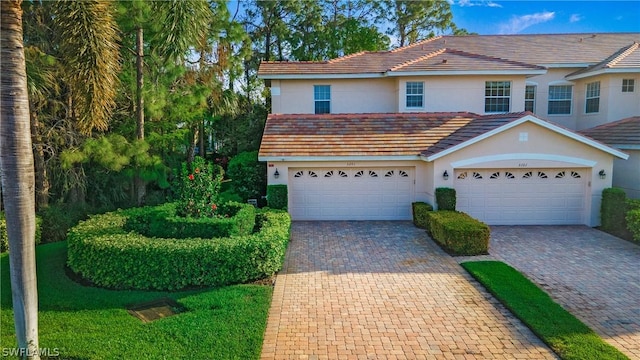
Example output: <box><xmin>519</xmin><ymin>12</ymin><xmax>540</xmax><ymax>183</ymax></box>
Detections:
<box><xmin>53</xmin><ymin>0</ymin><xmax>120</xmax><ymax>135</ymax></box>
<box><xmin>153</xmin><ymin>0</ymin><xmax>213</xmax><ymax>61</ymax></box>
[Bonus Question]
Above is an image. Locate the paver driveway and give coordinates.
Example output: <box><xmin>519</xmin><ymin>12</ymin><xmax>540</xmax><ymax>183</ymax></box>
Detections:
<box><xmin>477</xmin><ymin>226</ymin><xmax>640</xmax><ymax>359</ymax></box>
<box><xmin>261</xmin><ymin>221</ymin><xmax>556</xmax><ymax>359</ymax></box>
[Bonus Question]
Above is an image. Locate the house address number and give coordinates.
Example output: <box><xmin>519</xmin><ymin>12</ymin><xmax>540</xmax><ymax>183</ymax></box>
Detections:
<box><xmin>518</xmin><ymin>163</ymin><xmax>528</xmax><ymax>167</ymax></box>
<box><xmin>346</xmin><ymin>162</ymin><xmax>357</xmax><ymax>166</ymax></box>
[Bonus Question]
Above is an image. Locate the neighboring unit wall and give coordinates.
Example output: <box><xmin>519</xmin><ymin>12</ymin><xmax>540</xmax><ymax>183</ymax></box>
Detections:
<box><xmin>270</xmin><ymin>78</ymin><xmax>397</xmax><ymax>114</ymax></box>
<box><xmin>613</xmin><ymin>149</ymin><xmax>640</xmax><ymax>199</ymax></box>
<box><xmin>607</xmin><ymin>75</ymin><xmax>640</xmax><ymax>127</ymax></box>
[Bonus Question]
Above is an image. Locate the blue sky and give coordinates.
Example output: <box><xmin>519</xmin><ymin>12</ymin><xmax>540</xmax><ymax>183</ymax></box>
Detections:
<box><xmin>449</xmin><ymin>0</ymin><xmax>640</xmax><ymax>35</ymax></box>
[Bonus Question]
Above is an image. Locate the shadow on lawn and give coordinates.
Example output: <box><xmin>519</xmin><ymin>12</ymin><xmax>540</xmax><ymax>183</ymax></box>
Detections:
<box><xmin>0</xmin><ymin>241</ymin><xmax>234</xmax><ymax>312</ymax></box>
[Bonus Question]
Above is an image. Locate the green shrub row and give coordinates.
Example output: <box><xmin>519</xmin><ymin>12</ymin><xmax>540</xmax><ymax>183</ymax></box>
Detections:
<box><xmin>123</xmin><ymin>202</ymin><xmax>255</xmax><ymax>239</ymax></box>
<box><xmin>627</xmin><ymin>208</ymin><xmax>640</xmax><ymax>242</ymax></box>
<box><xmin>411</xmin><ymin>202</ymin><xmax>433</xmax><ymax>229</ymax></box>
<box><xmin>67</xmin><ymin>207</ymin><xmax>291</xmax><ymax>291</ymax></box>
<box><xmin>0</xmin><ymin>213</ymin><xmax>42</xmax><ymax>253</ymax></box>
<box><xmin>267</xmin><ymin>184</ymin><xmax>288</xmax><ymax>210</ymax></box>
<box><xmin>600</xmin><ymin>188</ymin><xmax>627</xmax><ymax>233</ymax></box>
<box><xmin>435</xmin><ymin>187</ymin><xmax>456</xmax><ymax>211</ymax></box>
<box><xmin>600</xmin><ymin>188</ymin><xmax>640</xmax><ymax>242</ymax></box>
<box><xmin>426</xmin><ymin>210</ymin><xmax>490</xmax><ymax>256</ymax></box>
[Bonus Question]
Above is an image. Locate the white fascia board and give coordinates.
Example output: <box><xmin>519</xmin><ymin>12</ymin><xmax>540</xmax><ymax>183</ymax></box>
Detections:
<box><xmin>386</xmin><ymin>70</ymin><xmax>546</xmax><ymax>77</ymax></box>
<box><xmin>538</xmin><ymin>63</ymin><xmax>593</xmax><ymax>68</ymax></box>
<box><xmin>566</xmin><ymin>68</ymin><xmax>640</xmax><ymax>80</ymax></box>
<box><xmin>259</xmin><ymin>155</ymin><xmax>421</xmax><ymax>162</ymax></box>
<box><xmin>425</xmin><ymin>114</ymin><xmax>630</xmax><ymax>161</ymax></box>
<box><xmin>258</xmin><ymin>73</ymin><xmax>385</xmax><ymax>80</ymax></box>
<box><xmin>613</xmin><ymin>144</ymin><xmax>640</xmax><ymax>150</ymax></box>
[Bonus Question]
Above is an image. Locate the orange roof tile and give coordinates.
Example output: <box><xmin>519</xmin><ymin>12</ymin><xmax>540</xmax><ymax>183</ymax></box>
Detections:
<box><xmin>259</xmin><ymin>112</ymin><xmax>530</xmax><ymax>158</ymax></box>
<box><xmin>579</xmin><ymin>116</ymin><xmax>640</xmax><ymax>146</ymax></box>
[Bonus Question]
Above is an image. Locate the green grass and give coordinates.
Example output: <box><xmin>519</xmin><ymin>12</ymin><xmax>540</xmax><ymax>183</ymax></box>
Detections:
<box><xmin>1</xmin><ymin>241</ymin><xmax>272</xmax><ymax>360</ymax></box>
<box><xmin>461</xmin><ymin>261</ymin><xmax>629</xmax><ymax>360</ymax></box>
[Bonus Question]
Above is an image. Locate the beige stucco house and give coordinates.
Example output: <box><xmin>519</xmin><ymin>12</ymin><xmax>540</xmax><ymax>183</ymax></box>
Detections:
<box><xmin>258</xmin><ymin>33</ymin><xmax>639</xmax><ymax>226</ymax></box>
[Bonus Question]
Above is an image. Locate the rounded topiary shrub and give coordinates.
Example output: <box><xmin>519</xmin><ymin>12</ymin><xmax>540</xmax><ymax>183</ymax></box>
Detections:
<box><xmin>66</xmin><ymin>205</ymin><xmax>290</xmax><ymax>291</ymax></box>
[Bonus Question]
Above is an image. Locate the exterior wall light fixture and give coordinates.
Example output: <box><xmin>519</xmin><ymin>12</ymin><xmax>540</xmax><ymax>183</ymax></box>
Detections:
<box><xmin>598</xmin><ymin>169</ymin><xmax>606</xmax><ymax>179</ymax></box>
<box><xmin>443</xmin><ymin>170</ymin><xmax>449</xmax><ymax>180</ymax></box>
<box><xmin>274</xmin><ymin>169</ymin><xmax>280</xmax><ymax>179</ymax></box>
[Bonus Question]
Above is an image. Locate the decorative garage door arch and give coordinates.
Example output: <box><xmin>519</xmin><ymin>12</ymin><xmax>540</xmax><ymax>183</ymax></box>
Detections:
<box><xmin>455</xmin><ymin>168</ymin><xmax>587</xmax><ymax>225</ymax></box>
<box><xmin>289</xmin><ymin>167</ymin><xmax>415</xmax><ymax>220</ymax></box>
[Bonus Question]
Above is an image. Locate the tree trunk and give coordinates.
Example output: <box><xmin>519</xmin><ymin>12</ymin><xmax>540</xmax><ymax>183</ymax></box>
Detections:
<box><xmin>135</xmin><ymin>26</ymin><xmax>144</xmax><ymax>141</ymax></box>
<box><xmin>198</xmin><ymin>120</ymin><xmax>205</xmax><ymax>158</ymax></box>
<box><xmin>30</xmin><ymin>110</ymin><xmax>48</xmax><ymax>211</ymax></box>
<box><xmin>134</xmin><ymin>25</ymin><xmax>146</xmax><ymax>205</ymax></box>
<box><xmin>0</xmin><ymin>1</ymin><xmax>41</xmax><ymax>359</ymax></box>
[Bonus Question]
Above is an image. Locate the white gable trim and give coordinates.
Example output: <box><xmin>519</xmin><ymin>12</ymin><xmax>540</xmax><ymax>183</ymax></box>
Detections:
<box><xmin>259</xmin><ymin>155</ymin><xmax>422</xmax><ymax>162</ymax></box>
<box><xmin>258</xmin><ymin>73</ymin><xmax>385</xmax><ymax>80</ymax></box>
<box><xmin>386</xmin><ymin>70</ymin><xmax>546</xmax><ymax>76</ymax></box>
<box><xmin>449</xmin><ymin>153</ymin><xmax>597</xmax><ymax>168</ymax></box>
<box><xmin>424</xmin><ymin>115</ymin><xmax>630</xmax><ymax>162</ymax></box>
<box><xmin>566</xmin><ymin>68</ymin><xmax>640</xmax><ymax>81</ymax></box>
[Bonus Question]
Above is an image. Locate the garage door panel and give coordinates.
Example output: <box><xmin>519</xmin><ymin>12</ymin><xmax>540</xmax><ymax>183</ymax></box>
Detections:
<box><xmin>290</xmin><ymin>167</ymin><xmax>414</xmax><ymax>220</ymax></box>
<box><xmin>455</xmin><ymin>168</ymin><xmax>587</xmax><ymax>225</ymax></box>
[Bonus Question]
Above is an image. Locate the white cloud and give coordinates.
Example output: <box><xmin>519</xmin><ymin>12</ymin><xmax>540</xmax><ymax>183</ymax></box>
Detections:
<box><xmin>457</xmin><ymin>0</ymin><xmax>503</xmax><ymax>7</ymax></box>
<box><xmin>498</xmin><ymin>11</ymin><xmax>555</xmax><ymax>34</ymax></box>
<box><xmin>570</xmin><ymin>14</ymin><xmax>583</xmax><ymax>23</ymax></box>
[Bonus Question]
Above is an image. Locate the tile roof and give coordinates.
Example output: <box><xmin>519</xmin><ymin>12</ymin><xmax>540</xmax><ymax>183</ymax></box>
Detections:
<box><xmin>259</xmin><ymin>112</ymin><xmax>530</xmax><ymax>158</ymax></box>
<box><xmin>389</xmin><ymin>49</ymin><xmax>545</xmax><ymax>73</ymax></box>
<box><xmin>258</xmin><ymin>33</ymin><xmax>640</xmax><ymax>77</ymax></box>
<box><xmin>579</xmin><ymin>116</ymin><xmax>640</xmax><ymax>146</ymax></box>
<box><xmin>567</xmin><ymin>42</ymin><xmax>640</xmax><ymax>79</ymax></box>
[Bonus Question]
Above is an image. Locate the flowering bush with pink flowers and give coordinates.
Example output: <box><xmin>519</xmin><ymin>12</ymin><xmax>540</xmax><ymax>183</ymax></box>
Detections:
<box><xmin>175</xmin><ymin>156</ymin><xmax>223</xmax><ymax>218</ymax></box>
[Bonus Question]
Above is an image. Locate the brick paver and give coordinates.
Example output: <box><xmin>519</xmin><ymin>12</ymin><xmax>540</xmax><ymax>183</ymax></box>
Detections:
<box><xmin>474</xmin><ymin>226</ymin><xmax>640</xmax><ymax>359</ymax></box>
<box><xmin>261</xmin><ymin>222</ymin><xmax>557</xmax><ymax>359</ymax></box>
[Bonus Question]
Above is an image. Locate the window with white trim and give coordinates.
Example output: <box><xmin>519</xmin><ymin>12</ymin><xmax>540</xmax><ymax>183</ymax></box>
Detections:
<box><xmin>406</xmin><ymin>82</ymin><xmax>424</xmax><ymax>108</ymax></box>
<box><xmin>314</xmin><ymin>85</ymin><xmax>330</xmax><ymax>114</ymax></box>
<box><xmin>485</xmin><ymin>81</ymin><xmax>511</xmax><ymax>113</ymax></box>
<box><xmin>622</xmin><ymin>79</ymin><xmax>635</xmax><ymax>92</ymax></box>
<box><xmin>548</xmin><ymin>85</ymin><xmax>572</xmax><ymax>115</ymax></box>
<box><xmin>525</xmin><ymin>85</ymin><xmax>536</xmax><ymax>113</ymax></box>
<box><xmin>585</xmin><ymin>81</ymin><xmax>600</xmax><ymax>113</ymax></box>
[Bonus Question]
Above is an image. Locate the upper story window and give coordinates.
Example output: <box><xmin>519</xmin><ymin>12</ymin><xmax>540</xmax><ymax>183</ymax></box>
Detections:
<box><xmin>484</xmin><ymin>81</ymin><xmax>511</xmax><ymax>113</ymax></box>
<box><xmin>548</xmin><ymin>85</ymin><xmax>572</xmax><ymax>115</ymax></box>
<box><xmin>314</xmin><ymin>85</ymin><xmax>331</xmax><ymax>114</ymax></box>
<box><xmin>585</xmin><ymin>81</ymin><xmax>600</xmax><ymax>113</ymax></box>
<box><xmin>622</xmin><ymin>79</ymin><xmax>635</xmax><ymax>92</ymax></box>
<box><xmin>525</xmin><ymin>85</ymin><xmax>536</xmax><ymax>113</ymax></box>
<box><xmin>406</xmin><ymin>81</ymin><xmax>424</xmax><ymax>108</ymax></box>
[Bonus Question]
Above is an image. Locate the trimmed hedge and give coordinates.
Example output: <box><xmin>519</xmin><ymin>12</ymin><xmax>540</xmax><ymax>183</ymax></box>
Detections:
<box><xmin>412</xmin><ymin>202</ymin><xmax>433</xmax><ymax>229</ymax></box>
<box><xmin>124</xmin><ymin>202</ymin><xmax>255</xmax><ymax>239</ymax></box>
<box><xmin>426</xmin><ymin>210</ymin><xmax>490</xmax><ymax>256</ymax></box>
<box><xmin>435</xmin><ymin>187</ymin><xmax>456</xmax><ymax>211</ymax></box>
<box><xmin>627</xmin><ymin>209</ymin><xmax>640</xmax><ymax>242</ymax></box>
<box><xmin>267</xmin><ymin>184</ymin><xmax>288</xmax><ymax>210</ymax></box>
<box><xmin>0</xmin><ymin>213</ymin><xmax>42</xmax><ymax>253</ymax></box>
<box><xmin>600</xmin><ymin>188</ymin><xmax>640</xmax><ymax>242</ymax></box>
<box><xmin>600</xmin><ymin>188</ymin><xmax>627</xmax><ymax>233</ymax></box>
<box><xmin>67</xmin><ymin>207</ymin><xmax>291</xmax><ymax>291</ymax></box>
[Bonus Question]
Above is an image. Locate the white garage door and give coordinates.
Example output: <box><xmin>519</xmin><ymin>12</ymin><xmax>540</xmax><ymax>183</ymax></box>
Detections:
<box><xmin>455</xmin><ymin>168</ymin><xmax>587</xmax><ymax>225</ymax></box>
<box><xmin>289</xmin><ymin>168</ymin><xmax>414</xmax><ymax>220</ymax></box>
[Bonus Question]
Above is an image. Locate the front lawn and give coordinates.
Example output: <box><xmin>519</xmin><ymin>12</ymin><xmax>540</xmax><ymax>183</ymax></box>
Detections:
<box><xmin>461</xmin><ymin>261</ymin><xmax>628</xmax><ymax>360</ymax></box>
<box><xmin>1</xmin><ymin>241</ymin><xmax>272</xmax><ymax>360</ymax></box>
